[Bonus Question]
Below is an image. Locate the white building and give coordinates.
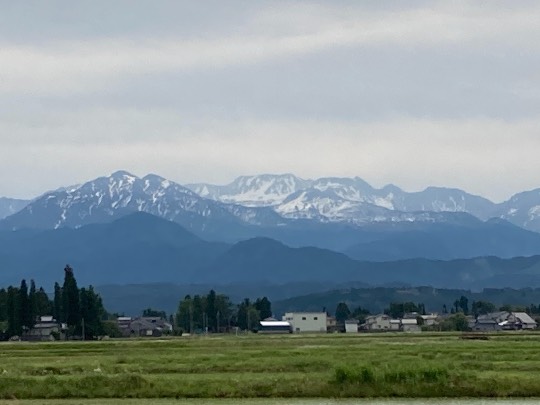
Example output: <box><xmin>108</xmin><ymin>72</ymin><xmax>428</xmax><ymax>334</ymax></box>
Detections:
<box><xmin>344</xmin><ymin>320</ymin><xmax>358</xmax><ymax>333</ymax></box>
<box><xmin>282</xmin><ymin>312</ymin><xmax>327</xmax><ymax>333</ymax></box>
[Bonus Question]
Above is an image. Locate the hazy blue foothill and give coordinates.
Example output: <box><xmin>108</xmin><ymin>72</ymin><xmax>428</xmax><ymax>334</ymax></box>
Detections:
<box><xmin>3</xmin><ymin>211</ymin><xmax>540</xmax><ymax>313</ymax></box>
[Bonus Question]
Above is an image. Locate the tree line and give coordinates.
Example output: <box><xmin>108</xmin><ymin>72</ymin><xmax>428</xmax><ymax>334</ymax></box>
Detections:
<box><xmin>0</xmin><ymin>265</ymin><xmax>106</xmax><ymax>340</ymax></box>
<box><xmin>175</xmin><ymin>291</ymin><xmax>272</xmax><ymax>333</ymax></box>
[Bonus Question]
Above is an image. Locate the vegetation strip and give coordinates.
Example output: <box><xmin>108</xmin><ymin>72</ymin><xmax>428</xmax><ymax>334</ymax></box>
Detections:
<box><xmin>2</xmin><ymin>333</ymin><xmax>540</xmax><ymax>399</ymax></box>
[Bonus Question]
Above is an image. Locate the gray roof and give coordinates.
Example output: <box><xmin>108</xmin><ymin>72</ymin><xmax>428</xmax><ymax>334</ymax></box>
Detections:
<box><xmin>514</xmin><ymin>312</ymin><xmax>537</xmax><ymax>325</ymax></box>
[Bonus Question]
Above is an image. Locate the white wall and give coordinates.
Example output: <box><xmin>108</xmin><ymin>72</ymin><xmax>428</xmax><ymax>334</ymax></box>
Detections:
<box><xmin>283</xmin><ymin>312</ymin><xmax>327</xmax><ymax>333</ymax></box>
<box><xmin>345</xmin><ymin>323</ymin><xmax>358</xmax><ymax>333</ymax></box>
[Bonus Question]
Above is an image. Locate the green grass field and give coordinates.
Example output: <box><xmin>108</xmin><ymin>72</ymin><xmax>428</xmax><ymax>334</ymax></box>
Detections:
<box><xmin>1</xmin><ymin>333</ymin><xmax>540</xmax><ymax>400</ymax></box>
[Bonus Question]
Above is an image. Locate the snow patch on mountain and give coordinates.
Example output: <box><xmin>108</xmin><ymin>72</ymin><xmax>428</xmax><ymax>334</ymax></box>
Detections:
<box><xmin>187</xmin><ymin>174</ymin><xmax>311</xmax><ymax>207</ymax></box>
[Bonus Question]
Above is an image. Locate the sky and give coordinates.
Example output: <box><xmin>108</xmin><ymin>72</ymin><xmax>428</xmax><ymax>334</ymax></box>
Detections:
<box><xmin>1</xmin><ymin>1</ymin><xmax>540</xmax><ymax>202</ymax></box>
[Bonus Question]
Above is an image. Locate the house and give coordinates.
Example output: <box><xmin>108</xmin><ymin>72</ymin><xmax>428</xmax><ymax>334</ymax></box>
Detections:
<box><xmin>282</xmin><ymin>312</ymin><xmax>327</xmax><ymax>333</ymax></box>
<box><xmin>117</xmin><ymin>316</ymin><xmax>133</xmax><ymax>336</ymax></box>
<box><xmin>420</xmin><ymin>314</ymin><xmax>439</xmax><ymax>326</ymax></box>
<box><xmin>389</xmin><ymin>319</ymin><xmax>401</xmax><ymax>331</ymax></box>
<box><xmin>326</xmin><ymin>316</ymin><xmax>338</xmax><ymax>333</ymax></box>
<box><xmin>23</xmin><ymin>316</ymin><xmax>64</xmax><ymax>341</ymax></box>
<box><xmin>400</xmin><ymin>318</ymin><xmax>420</xmax><ymax>332</ymax></box>
<box><xmin>472</xmin><ymin>312</ymin><xmax>537</xmax><ymax>331</ymax></box>
<box><xmin>473</xmin><ymin>316</ymin><xmax>500</xmax><ymax>332</ymax></box>
<box><xmin>117</xmin><ymin>316</ymin><xmax>173</xmax><ymax>337</ymax></box>
<box><xmin>344</xmin><ymin>320</ymin><xmax>358</xmax><ymax>333</ymax></box>
<box><xmin>512</xmin><ymin>312</ymin><xmax>537</xmax><ymax>330</ymax></box>
<box><xmin>362</xmin><ymin>314</ymin><xmax>391</xmax><ymax>331</ymax></box>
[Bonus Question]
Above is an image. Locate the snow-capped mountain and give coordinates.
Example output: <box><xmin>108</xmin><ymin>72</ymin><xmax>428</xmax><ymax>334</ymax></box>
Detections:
<box><xmin>0</xmin><ymin>197</ymin><xmax>29</xmax><ymax>220</ymax></box>
<box><xmin>0</xmin><ymin>171</ymin><xmax>284</xmax><ymax>234</ymax></box>
<box><xmin>496</xmin><ymin>189</ymin><xmax>540</xmax><ymax>232</ymax></box>
<box><xmin>381</xmin><ymin>186</ymin><xmax>497</xmax><ymax>220</ymax></box>
<box><xmin>4</xmin><ymin>171</ymin><xmax>540</xmax><ymax>235</ymax></box>
<box><xmin>186</xmin><ymin>174</ymin><xmax>312</xmax><ymax>207</ymax></box>
<box><xmin>191</xmin><ymin>174</ymin><xmax>497</xmax><ymax>224</ymax></box>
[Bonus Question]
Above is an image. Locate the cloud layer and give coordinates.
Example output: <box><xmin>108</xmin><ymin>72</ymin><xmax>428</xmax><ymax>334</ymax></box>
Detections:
<box><xmin>1</xmin><ymin>1</ymin><xmax>539</xmax><ymax>201</ymax></box>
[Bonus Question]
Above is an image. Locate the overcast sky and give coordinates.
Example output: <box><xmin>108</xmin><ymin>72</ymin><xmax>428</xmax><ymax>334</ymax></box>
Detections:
<box><xmin>1</xmin><ymin>1</ymin><xmax>540</xmax><ymax>202</ymax></box>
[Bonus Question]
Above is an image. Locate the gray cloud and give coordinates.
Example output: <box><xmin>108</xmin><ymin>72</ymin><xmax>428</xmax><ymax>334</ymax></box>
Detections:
<box><xmin>0</xmin><ymin>1</ymin><xmax>539</xmax><ymax>201</ymax></box>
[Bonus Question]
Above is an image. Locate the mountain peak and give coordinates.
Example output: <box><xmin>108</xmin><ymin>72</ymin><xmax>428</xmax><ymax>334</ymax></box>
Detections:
<box><xmin>110</xmin><ymin>170</ymin><xmax>138</xmax><ymax>179</ymax></box>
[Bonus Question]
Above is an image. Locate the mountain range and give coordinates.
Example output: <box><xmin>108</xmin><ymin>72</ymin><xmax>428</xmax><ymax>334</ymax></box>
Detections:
<box><xmin>5</xmin><ymin>171</ymin><xmax>540</xmax><ymax>234</ymax></box>
<box><xmin>2</xmin><ymin>171</ymin><xmax>540</xmax><ymax>260</ymax></box>
<box><xmin>188</xmin><ymin>174</ymin><xmax>540</xmax><ymax>231</ymax></box>
<box><xmin>4</xmin><ymin>171</ymin><xmax>540</xmax><ymax>314</ymax></box>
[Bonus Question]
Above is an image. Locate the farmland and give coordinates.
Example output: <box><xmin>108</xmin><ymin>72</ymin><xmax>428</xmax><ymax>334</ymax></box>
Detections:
<box><xmin>1</xmin><ymin>333</ymin><xmax>540</xmax><ymax>400</ymax></box>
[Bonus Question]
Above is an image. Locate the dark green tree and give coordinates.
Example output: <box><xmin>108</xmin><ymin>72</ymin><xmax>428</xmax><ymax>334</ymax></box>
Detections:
<box><xmin>80</xmin><ymin>286</ymin><xmax>105</xmax><ymax>339</ymax></box>
<box><xmin>255</xmin><ymin>297</ymin><xmax>272</xmax><ymax>320</ymax></box>
<box><xmin>439</xmin><ymin>313</ymin><xmax>470</xmax><ymax>331</ymax></box>
<box><xmin>206</xmin><ymin>290</ymin><xmax>217</xmax><ymax>332</ymax></box>
<box><xmin>35</xmin><ymin>287</ymin><xmax>52</xmax><ymax>317</ymax></box>
<box><xmin>453</xmin><ymin>299</ymin><xmax>460</xmax><ymax>313</ymax></box>
<box><xmin>471</xmin><ymin>300</ymin><xmax>496</xmax><ymax>317</ymax></box>
<box><xmin>0</xmin><ymin>288</ymin><xmax>7</xmax><ymax>323</ymax></box>
<box><xmin>142</xmin><ymin>308</ymin><xmax>167</xmax><ymax>318</ymax></box>
<box><xmin>28</xmin><ymin>280</ymin><xmax>37</xmax><ymax>327</ymax></box>
<box><xmin>19</xmin><ymin>279</ymin><xmax>32</xmax><ymax>330</ymax></box>
<box><xmin>62</xmin><ymin>265</ymin><xmax>81</xmax><ymax>332</ymax></box>
<box><xmin>335</xmin><ymin>302</ymin><xmax>351</xmax><ymax>323</ymax></box>
<box><xmin>192</xmin><ymin>295</ymin><xmax>205</xmax><ymax>330</ymax></box>
<box><xmin>459</xmin><ymin>296</ymin><xmax>469</xmax><ymax>315</ymax></box>
<box><xmin>247</xmin><ymin>306</ymin><xmax>260</xmax><ymax>330</ymax></box>
<box><xmin>7</xmin><ymin>286</ymin><xmax>20</xmax><ymax>337</ymax></box>
<box><xmin>176</xmin><ymin>295</ymin><xmax>193</xmax><ymax>333</ymax></box>
<box><xmin>214</xmin><ymin>293</ymin><xmax>233</xmax><ymax>332</ymax></box>
<box><xmin>351</xmin><ymin>306</ymin><xmax>370</xmax><ymax>323</ymax></box>
<box><xmin>237</xmin><ymin>298</ymin><xmax>250</xmax><ymax>330</ymax></box>
<box><xmin>385</xmin><ymin>302</ymin><xmax>421</xmax><ymax>318</ymax></box>
<box><xmin>53</xmin><ymin>282</ymin><xmax>62</xmax><ymax>321</ymax></box>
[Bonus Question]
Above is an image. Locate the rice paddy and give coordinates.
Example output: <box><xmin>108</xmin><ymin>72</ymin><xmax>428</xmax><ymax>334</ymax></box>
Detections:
<box><xmin>1</xmin><ymin>333</ymin><xmax>540</xmax><ymax>400</ymax></box>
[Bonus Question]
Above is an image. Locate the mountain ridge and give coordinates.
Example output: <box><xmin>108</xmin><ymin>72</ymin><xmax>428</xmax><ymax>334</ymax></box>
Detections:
<box><xmin>3</xmin><ymin>171</ymin><xmax>540</xmax><ymax>238</ymax></box>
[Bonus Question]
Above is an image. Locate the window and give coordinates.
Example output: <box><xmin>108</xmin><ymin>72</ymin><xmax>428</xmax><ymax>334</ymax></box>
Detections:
<box><xmin>302</xmin><ymin>317</ymin><xmax>306</xmax><ymax>320</ymax></box>
<box><xmin>314</xmin><ymin>317</ymin><xmax>318</xmax><ymax>320</ymax></box>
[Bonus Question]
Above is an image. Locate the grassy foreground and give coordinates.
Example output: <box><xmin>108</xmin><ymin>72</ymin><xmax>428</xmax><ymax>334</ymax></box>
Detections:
<box><xmin>1</xmin><ymin>333</ymin><xmax>540</xmax><ymax>399</ymax></box>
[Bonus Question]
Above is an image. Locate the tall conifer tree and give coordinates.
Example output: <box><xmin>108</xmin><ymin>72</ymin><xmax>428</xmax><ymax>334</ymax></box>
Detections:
<box><xmin>62</xmin><ymin>265</ymin><xmax>81</xmax><ymax>332</ymax></box>
<box><xmin>18</xmin><ymin>279</ymin><xmax>31</xmax><ymax>330</ymax></box>
<box><xmin>53</xmin><ymin>282</ymin><xmax>62</xmax><ymax>321</ymax></box>
<box><xmin>28</xmin><ymin>279</ymin><xmax>37</xmax><ymax>327</ymax></box>
<box><xmin>7</xmin><ymin>286</ymin><xmax>20</xmax><ymax>337</ymax></box>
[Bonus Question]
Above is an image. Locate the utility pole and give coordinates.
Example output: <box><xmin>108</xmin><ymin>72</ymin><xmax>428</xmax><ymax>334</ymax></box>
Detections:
<box><xmin>82</xmin><ymin>318</ymin><xmax>85</xmax><ymax>341</ymax></box>
<box><xmin>216</xmin><ymin>311</ymin><xmax>220</xmax><ymax>334</ymax></box>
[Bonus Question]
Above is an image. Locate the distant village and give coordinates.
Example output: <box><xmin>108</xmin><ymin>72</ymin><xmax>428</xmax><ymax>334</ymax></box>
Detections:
<box><xmin>19</xmin><ymin>308</ymin><xmax>538</xmax><ymax>341</ymax></box>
